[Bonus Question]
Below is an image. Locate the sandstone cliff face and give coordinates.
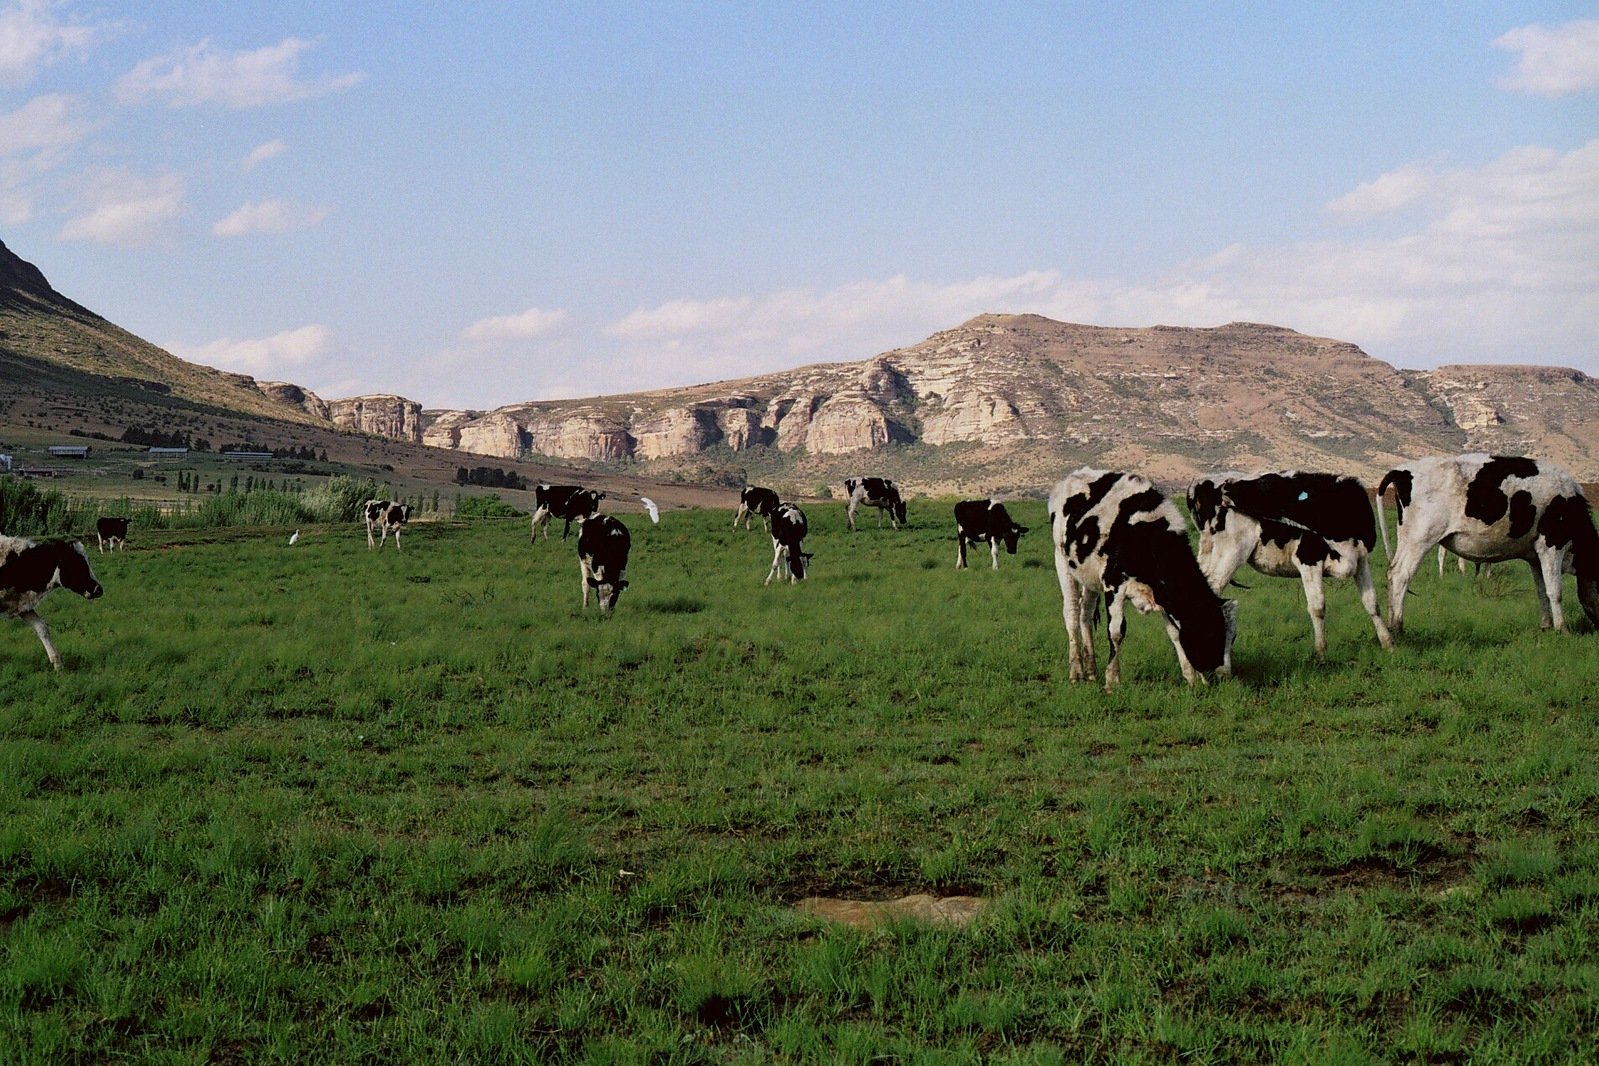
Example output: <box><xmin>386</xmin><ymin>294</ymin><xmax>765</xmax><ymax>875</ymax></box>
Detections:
<box><xmin>255</xmin><ymin>381</ymin><xmax>331</xmax><ymax>421</ymax></box>
<box><xmin>323</xmin><ymin>315</ymin><xmax>1598</xmax><ymax>487</ymax></box>
<box><xmin>330</xmin><ymin>394</ymin><xmax>424</xmax><ymax>444</ymax></box>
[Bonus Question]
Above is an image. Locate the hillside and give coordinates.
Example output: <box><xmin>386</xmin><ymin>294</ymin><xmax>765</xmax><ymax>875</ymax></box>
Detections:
<box><xmin>5</xmin><ymin>237</ymin><xmax>1598</xmax><ymax>496</ymax></box>
<box><xmin>0</xmin><ymin>240</ymin><xmax>730</xmax><ymax>511</ymax></box>
<box><xmin>412</xmin><ymin>314</ymin><xmax>1599</xmax><ymax>490</ymax></box>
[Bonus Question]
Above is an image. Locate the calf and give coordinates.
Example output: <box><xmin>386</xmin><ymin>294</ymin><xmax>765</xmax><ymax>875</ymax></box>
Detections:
<box><xmin>532</xmin><ymin>484</ymin><xmax>605</xmax><ymax>542</ymax></box>
<box><xmin>578</xmin><ymin>514</ymin><xmax>630</xmax><ymax>611</ymax></box>
<box><xmin>1</xmin><ymin>535</ymin><xmax>104</xmax><ymax>670</ymax></box>
<box><xmin>365</xmin><ymin>500</ymin><xmax>410</xmax><ymax>550</ymax></box>
<box><xmin>954</xmin><ymin>499</ymin><xmax>1028</xmax><ymax>570</ymax></box>
<box><xmin>844</xmin><ymin>476</ymin><xmax>907</xmax><ymax>531</ymax></box>
<box><xmin>1378</xmin><ymin>454</ymin><xmax>1599</xmax><ymax>633</ymax></box>
<box><xmin>95</xmin><ymin>516</ymin><xmax>129</xmax><ymax>553</ymax></box>
<box><xmin>733</xmin><ymin>485</ymin><xmax>781</xmax><ymax>532</ymax></box>
<box><xmin>1050</xmin><ymin>469</ymin><xmax>1236</xmax><ymax>689</ymax></box>
<box><xmin>765</xmin><ymin>503</ymin><xmax>813</xmax><ymax>585</ymax></box>
<box><xmin>1187</xmin><ymin>470</ymin><xmax>1392</xmax><ymax>660</ymax></box>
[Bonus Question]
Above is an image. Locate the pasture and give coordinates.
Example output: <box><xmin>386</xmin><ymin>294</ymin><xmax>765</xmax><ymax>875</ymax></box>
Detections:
<box><xmin>3</xmin><ymin>501</ymin><xmax>1598</xmax><ymax>1063</ymax></box>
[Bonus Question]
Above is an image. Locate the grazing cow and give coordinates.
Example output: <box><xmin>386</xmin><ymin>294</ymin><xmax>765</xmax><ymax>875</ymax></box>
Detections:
<box><xmin>734</xmin><ymin>486</ymin><xmax>781</xmax><ymax>532</ymax></box>
<box><xmin>1</xmin><ymin>535</ymin><xmax>104</xmax><ymax>670</ymax></box>
<box><xmin>365</xmin><ymin>499</ymin><xmax>411</xmax><ymax>550</ymax></box>
<box><xmin>844</xmin><ymin>476</ymin><xmax>907</xmax><ymax>531</ymax></box>
<box><xmin>578</xmin><ymin>514</ymin><xmax>630</xmax><ymax>611</ymax></box>
<box><xmin>954</xmin><ymin>499</ymin><xmax>1028</xmax><ymax>570</ymax></box>
<box><xmin>765</xmin><ymin>503</ymin><xmax>813</xmax><ymax>585</ymax></box>
<box><xmin>1050</xmin><ymin>469</ymin><xmax>1236</xmax><ymax>689</ymax></box>
<box><xmin>1378</xmin><ymin>454</ymin><xmax>1599</xmax><ymax>633</ymax></box>
<box><xmin>95</xmin><ymin>516</ymin><xmax>129</xmax><ymax>553</ymax></box>
<box><xmin>1187</xmin><ymin>470</ymin><xmax>1392</xmax><ymax>660</ymax></box>
<box><xmin>531</xmin><ymin>484</ymin><xmax>605</xmax><ymax>542</ymax></box>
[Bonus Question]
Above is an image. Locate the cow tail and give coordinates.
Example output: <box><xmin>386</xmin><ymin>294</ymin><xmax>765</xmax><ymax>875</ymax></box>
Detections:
<box><xmin>1374</xmin><ymin>473</ymin><xmax>1395</xmax><ymax>561</ymax></box>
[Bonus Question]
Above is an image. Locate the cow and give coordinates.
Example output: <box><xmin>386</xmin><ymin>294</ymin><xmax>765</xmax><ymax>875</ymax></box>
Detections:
<box><xmin>95</xmin><ymin>516</ymin><xmax>129</xmax><ymax>553</ymax></box>
<box><xmin>578</xmin><ymin>514</ymin><xmax>630</xmax><ymax>612</ymax></box>
<box><xmin>1</xmin><ymin>535</ymin><xmax>103</xmax><ymax>670</ymax></box>
<box><xmin>531</xmin><ymin>484</ymin><xmax>605</xmax><ymax>542</ymax></box>
<box><xmin>954</xmin><ymin>499</ymin><xmax>1028</xmax><ymax>570</ymax></box>
<box><xmin>844</xmin><ymin>476</ymin><xmax>907</xmax><ymax>531</ymax></box>
<box><xmin>364</xmin><ymin>499</ymin><xmax>410</xmax><ymax>550</ymax></box>
<box><xmin>1050</xmin><ymin>469</ymin><xmax>1236</xmax><ymax>690</ymax></box>
<box><xmin>1378</xmin><ymin>454</ymin><xmax>1599</xmax><ymax>634</ymax></box>
<box><xmin>765</xmin><ymin>503</ymin><xmax>813</xmax><ymax>585</ymax></box>
<box><xmin>733</xmin><ymin>486</ymin><xmax>781</xmax><ymax>532</ymax></box>
<box><xmin>1187</xmin><ymin>471</ymin><xmax>1393</xmax><ymax>661</ymax></box>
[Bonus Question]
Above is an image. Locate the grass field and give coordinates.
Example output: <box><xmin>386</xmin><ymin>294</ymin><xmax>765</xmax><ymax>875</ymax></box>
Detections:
<box><xmin>3</xmin><ymin>501</ymin><xmax>1598</xmax><ymax>1063</ymax></box>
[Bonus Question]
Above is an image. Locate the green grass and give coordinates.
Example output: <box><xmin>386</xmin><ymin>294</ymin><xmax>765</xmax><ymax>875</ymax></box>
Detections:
<box><xmin>3</xmin><ymin>502</ymin><xmax>1598</xmax><ymax>1062</ymax></box>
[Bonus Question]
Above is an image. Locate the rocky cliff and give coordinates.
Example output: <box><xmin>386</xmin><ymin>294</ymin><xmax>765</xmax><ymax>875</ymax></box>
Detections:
<box><xmin>328</xmin><ymin>394</ymin><xmax>425</xmax><ymax>444</ymax></box>
<box><xmin>370</xmin><ymin>315</ymin><xmax>1599</xmax><ymax>486</ymax></box>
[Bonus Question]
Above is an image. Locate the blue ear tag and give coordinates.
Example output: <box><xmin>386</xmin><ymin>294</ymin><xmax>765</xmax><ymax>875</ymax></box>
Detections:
<box><xmin>1297</xmin><ymin>491</ymin><xmax>1309</xmax><ymax>501</ymax></box>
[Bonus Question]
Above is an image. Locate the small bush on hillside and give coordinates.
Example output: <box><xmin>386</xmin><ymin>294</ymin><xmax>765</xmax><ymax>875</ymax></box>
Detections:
<box><xmin>457</xmin><ymin>493</ymin><xmax>524</xmax><ymax>519</ymax></box>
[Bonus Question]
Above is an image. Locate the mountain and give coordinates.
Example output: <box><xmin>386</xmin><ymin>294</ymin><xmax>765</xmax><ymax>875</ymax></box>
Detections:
<box><xmin>4</xmin><ymin>237</ymin><xmax>1597</xmax><ymax>495</ymax></box>
<box><xmin>411</xmin><ymin>314</ymin><xmax>1599</xmax><ymax>491</ymax></box>
<box><xmin>0</xmin><ymin>239</ymin><xmax>729</xmax><ymax>508</ymax></box>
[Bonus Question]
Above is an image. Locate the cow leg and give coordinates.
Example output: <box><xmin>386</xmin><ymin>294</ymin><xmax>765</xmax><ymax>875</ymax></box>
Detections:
<box><xmin>764</xmin><ymin>542</ymin><xmax>785</xmax><ymax>586</ymax></box>
<box><xmin>367</xmin><ymin>522</ymin><xmax>376</xmax><ymax>549</ymax></box>
<box><xmin>1350</xmin><ymin>555</ymin><xmax>1394</xmax><ymax>650</ymax></box>
<box><xmin>97</xmin><ymin>535</ymin><xmax>105</xmax><ymax>553</ymax></box>
<box><xmin>1297</xmin><ymin>564</ymin><xmax>1329</xmax><ymax>658</ymax></box>
<box><xmin>1164</xmin><ymin>614</ymin><xmax>1202</xmax><ymax>685</ymax></box>
<box><xmin>580</xmin><ymin>559</ymin><xmax>593</xmax><ymax>608</ymax></box>
<box><xmin>1103</xmin><ymin>592</ymin><xmax>1129</xmax><ymax>691</ymax></box>
<box><xmin>1055</xmin><ymin>549</ymin><xmax>1094</xmax><ymax>682</ymax></box>
<box><xmin>990</xmin><ymin>539</ymin><xmax>1001</xmax><ymax>570</ymax></box>
<box><xmin>393</xmin><ymin>526</ymin><xmax>402</xmax><ymax>551</ymax></box>
<box><xmin>846</xmin><ymin>502</ymin><xmax>857</xmax><ymax>532</ymax></box>
<box><xmin>22</xmin><ymin>611</ymin><xmax>63</xmax><ymax>671</ymax></box>
<box><xmin>956</xmin><ymin>534</ymin><xmax>968</xmax><ymax>569</ymax></box>
<box><xmin>1385</xmin><ymin>537</ymin><xmax>1435</xmax><ymax>633</ymax></box>
<box><xmin>1530</xmin><ymin>551</ymin><xmax>1564</xmax><ymax>632</ymax></box>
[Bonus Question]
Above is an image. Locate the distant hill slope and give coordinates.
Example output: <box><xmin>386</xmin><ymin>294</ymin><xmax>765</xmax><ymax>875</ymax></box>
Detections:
<box><xmin>416</xmin><ymin>314</ymin><xmax>1599</xmax><ymax>489</ymax></box>
<box><xmin>4</xmin><ymin>238</ymin><xmax>1597</xmax><ymax>494</ymax></box>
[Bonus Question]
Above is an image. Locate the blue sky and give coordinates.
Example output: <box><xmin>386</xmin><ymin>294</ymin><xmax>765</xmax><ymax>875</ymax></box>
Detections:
<box><xmin>3</xmin><ymin>2</ymin><xmax>1596</xmax><ymax>410</ymax></box>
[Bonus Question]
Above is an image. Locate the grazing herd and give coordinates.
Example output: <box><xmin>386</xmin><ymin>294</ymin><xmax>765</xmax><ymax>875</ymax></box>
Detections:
<box><xmin>3</xmin><ymin>455</ymin><xmax>1596</xmax><ymax>676</ymax></box>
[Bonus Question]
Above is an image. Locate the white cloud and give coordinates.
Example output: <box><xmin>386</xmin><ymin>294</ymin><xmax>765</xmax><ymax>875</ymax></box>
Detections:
<box><xmin>461</xmin><ymin>306</ymin><xmax>569</xmax><ymax>342</ymax></box>
<box><xmin>211</xmin><ymin>198</ymin><xmax>328</xmax><ymax>237</ymax></box>
<box><xmin>171</xmin><ymin>324</ymin><xmax>333</xmax><ymax>375</ymax></box>
<box><xmin>0</xmin><ymin>92</ymin><xmax>90</xmax><ymax>155</ymax></box>
<box><xmin>58</xmin><ymin>168</ymin><xmax>184</xmax><ymax>245</ymax></box>
<box><xmin>243</xmin><ymin>139</ymin><xmax>286</xmax><ymax>170</ymax></box>
<box><xmin>0</xmin><ymin>0</ymin><xmax>106</xmax><ymax>87</ymax></box>
<box><xmin>1493</xmin><ymin>19</ymin><xmax>1599</xmax><ymax>98</ymax></box>
<box><xmin>593</xmin><ymin>140</ymin><xmax>1598</xmax><ymax>389</ymax></box>
<box><xmin>116</xmin><ymin>36</ymin><xmax>363</xmax><ymax>109</ymax></box>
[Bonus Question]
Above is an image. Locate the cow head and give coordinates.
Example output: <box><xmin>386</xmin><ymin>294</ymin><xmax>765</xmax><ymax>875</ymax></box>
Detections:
<box><xmin>788</xmin><ymin>549</ymin><xmax>814</xmax><ymax>581</ymax></box>
<box><xmin>60</xmin><ymin>542</ymin><xmax>104</xmax><ymax>599</ymax></box>
<box><xmin>1002</xmin><ymin>523</ymin><xmax>1028</xmax><ymax>554</ymax></box>
<box><xmin>589</xmin><ymin>574</ymin><xmax>628</xmax><ymax>611</ymax></box>
<box><xmin>892</xmin><ymin>497</ymin><xmax>908</xmax><ymax>526</ymax></box>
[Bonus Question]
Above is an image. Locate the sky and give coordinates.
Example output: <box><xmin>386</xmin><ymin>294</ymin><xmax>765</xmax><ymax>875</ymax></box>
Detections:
<box><xmin>2</xmin><ymin>2</ymin><xmax>1596</xmax><ymax>411</ymax></box>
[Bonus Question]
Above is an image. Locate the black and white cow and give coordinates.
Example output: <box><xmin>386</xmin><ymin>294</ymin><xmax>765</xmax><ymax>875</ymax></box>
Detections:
<box><xmin>95</xmin><ymin>516</ymin><xmax>129</xmax><ymax>553</ymax></box>
<box><xmin>365</xmin><ymin>499</ymin><xmax>411</xmax><ymax>550</ymax></box>
<box><xmin>733</xmin><ymin>486</ymin><xmax>781</xmax><ymax>532</ymax></box>
<box><xmin>531</xmin><ymin>484</ymin><xmax>605</xmax><ymax>542</ymax></box>
<box><xmin>1</xmin><ymin>535</ymin><xmax>103</xmax><ymax>670</ymax></box>
<box><xmin>954</xmin><ymin>499</ymin><xmax>1028</xmax><ymax>570</ymax></box>
<box><xmin>1378</xmin><ymin>454</ymin><xmax>1599</xmax><ymax>633</ymax></box>
<box><xmin>764</xmin><ymin>503</ymin><xmax>813</xmax><ymax>585</ymax></box>
<box><xmin>844</xmin><ymin>476</ymin><xmax>907</xmax><ymax>531</ymax></box>
<box><xmin>577</xmin><ymin>514</ymin><xmax>631</xmax><ymax>612</ymax></box>
<box><xmin>1187</xmin><ymin>470</ymin><xmax>1392</xmax><ymax>660</ymax></box>
<box><xmin>1051</xmin><ymin>469</ymin><xmax>1237</xmax><ymax>689</ymax></box>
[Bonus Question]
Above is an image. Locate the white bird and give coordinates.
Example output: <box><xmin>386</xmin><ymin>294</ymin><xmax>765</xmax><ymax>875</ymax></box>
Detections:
<box><xmin>639</xmin><ymin>496</ymin><xmax>660</xmax><ymax>524</ymax></box>
<box><xmin>288</xmin><ymin>529</ymin><xmax>300</xmax><ymax>545</ymax></box>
